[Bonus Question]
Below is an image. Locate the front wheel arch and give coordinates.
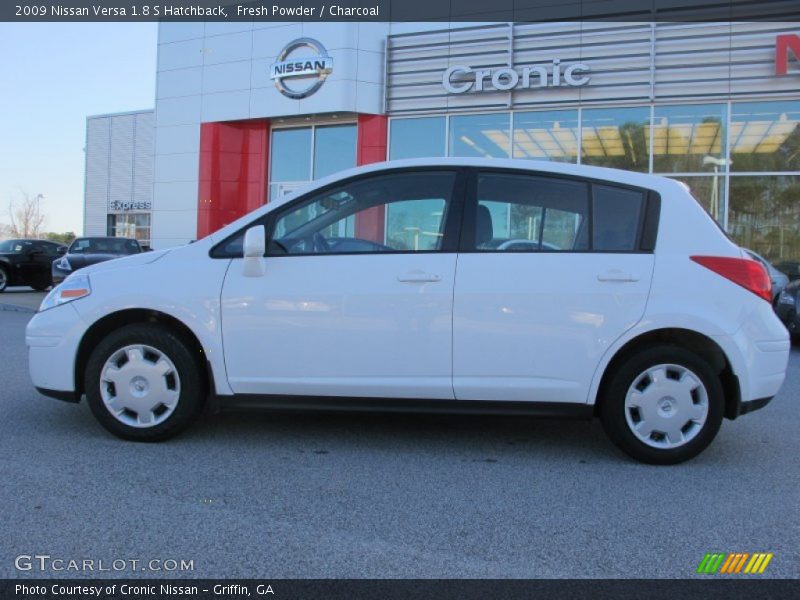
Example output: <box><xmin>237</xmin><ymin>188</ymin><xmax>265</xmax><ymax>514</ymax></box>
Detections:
<box><xmin>75</xmin><ymin>309</ymin><xmax>209</xmax><ymax>399</ymax></box>
<box><xmin>594</xmin><ymin>328</ymin><xmax>740</xmax><ymax>420</ymax></box>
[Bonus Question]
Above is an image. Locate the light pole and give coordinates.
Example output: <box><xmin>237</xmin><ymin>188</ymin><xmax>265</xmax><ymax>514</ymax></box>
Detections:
<box><xmin>702</xmin><ymin>156</ymin><xmax>731</xmax><ymax>223</ymax></box>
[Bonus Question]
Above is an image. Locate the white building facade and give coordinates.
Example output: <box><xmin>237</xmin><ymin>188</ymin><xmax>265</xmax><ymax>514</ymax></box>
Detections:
<box><xmin>83</xmin><ymin>21</ymin><xmax>800</xmax><ymax>265</ymax></box>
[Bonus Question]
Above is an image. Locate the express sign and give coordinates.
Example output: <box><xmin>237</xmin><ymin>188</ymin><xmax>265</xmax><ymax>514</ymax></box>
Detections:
<box><xmin>443</xmin><ymin>60</ymin><xmax>591</xmax><ymax>94</ymax></box>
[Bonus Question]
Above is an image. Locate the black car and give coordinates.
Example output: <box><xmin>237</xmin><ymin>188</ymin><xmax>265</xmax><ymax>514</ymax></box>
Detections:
<box><xmin>52</xmin><ymin>236</ymin><xmax>142</xmax><ymax>285</ymax></box>
<box><xmin>775</xmin><ymin>279</ymin><xmax>800</xmax><ymax>341</ymax></box>
<box><xmin>0</xmin><ymin>239</ymin><xmax>66</xmax><ymax>292</ymax></box>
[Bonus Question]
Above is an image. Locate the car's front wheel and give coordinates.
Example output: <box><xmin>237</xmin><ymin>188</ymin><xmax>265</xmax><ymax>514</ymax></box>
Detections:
<box><xmin>599</xmin><ymin>345</ymin><xmax>724</xmax><ymax>465</ymax></box>
<box><xmin>85</xmin><ymin>324</ymin><xmax>206</xmax><ymax>441</ymax></box>
<box><xmin>0</xmin><ymin>266</ymin><xmax>8</xmax><ymax>292</ymax></box>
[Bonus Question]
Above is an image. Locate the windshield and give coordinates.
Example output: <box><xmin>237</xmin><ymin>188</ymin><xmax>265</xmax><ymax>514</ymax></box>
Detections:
<box><xmin>0</xmin><ymin>240</ymin><xmax>30</xmax><ymax>254</ymax></box>
<box><xmin>69</xmin><ymin>238</ymin><xmax>141</xmax><ymax>255</ymax></box>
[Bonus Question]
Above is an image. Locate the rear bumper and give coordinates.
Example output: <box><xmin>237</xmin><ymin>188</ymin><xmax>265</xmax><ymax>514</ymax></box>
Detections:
<box><xmin>736</xmin><ymin>395</ymin><xmax>773</xmax><ymax>417</ymax></box>
<box><xmin>714</xmin><ymin>304</ymin><xmax>790</xmax><ymax>412</ymax></box>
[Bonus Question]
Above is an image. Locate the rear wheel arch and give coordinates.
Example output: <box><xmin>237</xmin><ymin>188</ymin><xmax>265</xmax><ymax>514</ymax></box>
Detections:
<box><xmin>75</xmin><ymin>309</ymin><xmax>209</xmax><ymax>398</ymax></box>
<box><xmin>594</xmin><ymin>328</ymin><xmax>741</xmax><ymax>420</ymax></box>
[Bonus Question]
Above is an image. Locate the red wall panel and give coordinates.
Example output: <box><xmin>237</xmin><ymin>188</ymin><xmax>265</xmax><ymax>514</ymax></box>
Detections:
<box><xmin>355</xmin><ymin>114</ymin><xmax>389</xmax><ymax>242</ymax></box>
<box><xmin>197</xmin><ymin>119</ymin><xmax>270</xmax><ymax>238</ymax></box>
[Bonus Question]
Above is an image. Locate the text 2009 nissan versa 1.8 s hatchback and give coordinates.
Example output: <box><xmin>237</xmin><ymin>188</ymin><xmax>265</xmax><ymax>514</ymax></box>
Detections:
<box><xmin>27</xmin><ymin>159</ymin><xmax>790</xmax><ymax>464</ymax></box>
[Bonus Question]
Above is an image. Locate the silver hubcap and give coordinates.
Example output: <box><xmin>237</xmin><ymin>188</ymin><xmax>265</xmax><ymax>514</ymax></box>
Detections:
<box><xmin>624</xmin><ymin>363</ymin><xmax>708</xmax><ymax>449</ymax></box>
<box><xmin>100</xmin><ymin>344</ymin><xmax>180</xmax><ymax>428</ymax></box>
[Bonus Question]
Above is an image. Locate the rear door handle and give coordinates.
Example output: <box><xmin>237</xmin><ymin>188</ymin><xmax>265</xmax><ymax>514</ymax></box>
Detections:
<box><xmin>597</xmin><ymin>270</ymin><xmax>640</xmax><ymax>283</ymax></box>
<box><xmin>397</xmin><ymin>271</ymin><xmax>441</xmax><ymax>283</ymax></box>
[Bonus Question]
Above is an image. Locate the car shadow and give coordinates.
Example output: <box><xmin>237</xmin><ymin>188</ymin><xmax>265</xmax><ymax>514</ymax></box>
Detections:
<box><xmin>183</xmin><ymin>405</ymin><xmax>620</xmax><ymax>462</ymax></box>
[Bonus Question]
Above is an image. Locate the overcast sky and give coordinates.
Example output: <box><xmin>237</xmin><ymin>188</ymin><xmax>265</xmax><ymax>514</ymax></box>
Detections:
<box><xmin>0</xmin><ymin>23</ymin><xmax>157</xmax><ymax>234</ymax></box>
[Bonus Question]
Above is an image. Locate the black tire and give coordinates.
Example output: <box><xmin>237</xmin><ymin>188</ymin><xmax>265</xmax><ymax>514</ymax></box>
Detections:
<box><xmin>85</xmin><ymin>323</ymin><xmax>206</xmax><ymax>441</ymax></box>
<box><xmin>0</xmin><ymin>265</ymin><xmax>8</xmax><ymax>292</ymax></box>
<box><xmin>30</xmin><ymin>277</ymin><xmax>51</xmax><ymax>292</ymax></box>
<box><xmin>599</xmin><ymin>345</ymin><xmax>724</xmax><ymax>465</ymax></box>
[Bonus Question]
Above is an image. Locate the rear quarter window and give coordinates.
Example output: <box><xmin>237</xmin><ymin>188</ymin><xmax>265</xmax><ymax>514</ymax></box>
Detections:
<box><xmin>592</xmin><ymin>185</ymin><xmax>646</xmax><ymax>252</ymax></box>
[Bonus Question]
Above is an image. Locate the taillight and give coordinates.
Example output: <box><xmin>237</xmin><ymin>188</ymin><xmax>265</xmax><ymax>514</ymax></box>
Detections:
<box><xmin>690</xmin><ymin>255</ymin><xmax>772</xmax><ymax>303</ymax></box>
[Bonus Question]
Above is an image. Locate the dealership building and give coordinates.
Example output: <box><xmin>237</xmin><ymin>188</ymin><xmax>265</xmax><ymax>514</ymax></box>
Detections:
<box><xmin>83</xmin><ymin>21</ymin><xmax>800</xmax><ymax>262</ymax></box>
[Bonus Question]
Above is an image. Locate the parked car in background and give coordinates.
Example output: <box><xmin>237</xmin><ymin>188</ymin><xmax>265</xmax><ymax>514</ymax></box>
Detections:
<box><xmin>775</xmin><ymin>280</ymin><xmax>800</xmax><ymax>341</ymax></box>
<box><xmin>744</xmin><ymin>249</ymin><xmax>790</xmax><ymax>306</ymax></box>
<box><xmin>52</xmin><ymin>237</ymin><xmax>142</xmax><ymax>285</ymax></box>
<box><xmin>776</xmin><ymin>261</ymin><xmax>800</xmax><ymax>282</ymax></box>
<box><xmin>0</xmin><ymin>239</ymin><xmax>66</xmax><ymax>292</ymax></box>
<box><xmin>27</xmin><ymin>159</ymin><xmax>790</xmax><ymax>464</ymax></box>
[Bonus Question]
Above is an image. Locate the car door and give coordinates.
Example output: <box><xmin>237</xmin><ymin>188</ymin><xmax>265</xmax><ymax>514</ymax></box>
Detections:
<box><xmin>17</xmin><ymin>241</ymin><xmax>42</xmax><ymax>280</ymax></box>
<box><xmin>453</xmin><ymin>170</ymin><xmax>657</xmax><ymax>405</ymax></box>
<box><xmin>219</xmin><ymin>169</ymin><xmax>464</xmax><ymax>399</ymax></box>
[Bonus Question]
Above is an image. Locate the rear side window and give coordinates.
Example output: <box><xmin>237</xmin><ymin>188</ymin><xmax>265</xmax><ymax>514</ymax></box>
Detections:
<box><xmin>474</xmin><ymin>174</ymin><xmax>589</xmax><ymax>252</ymax></box>
<box><xmin>592</xmin><ymin>185</ymin><xmax>645</xmax><ymax>251</ymax></box>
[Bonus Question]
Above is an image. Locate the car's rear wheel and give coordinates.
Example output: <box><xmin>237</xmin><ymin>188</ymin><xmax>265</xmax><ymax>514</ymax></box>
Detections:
<box><xmin>85</xmin><ymin>323</ymin><xmax>206</xmax><ymax>441</ymax></box>
<box><xmin>599</xmin><ymin>345</ymin><xmax>724</xmax><ymax>465</ymax></box>
<box><xmin>0</xmin><ymin>266</ymin><xmax>8</xmax><ymax>292</ymax></box>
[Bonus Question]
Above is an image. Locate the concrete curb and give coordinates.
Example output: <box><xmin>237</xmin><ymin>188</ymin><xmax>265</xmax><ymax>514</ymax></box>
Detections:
<box><xmin>0</xmin><ymin>303</ymin><xmax>35</xmax><ymax>314</ymax></box>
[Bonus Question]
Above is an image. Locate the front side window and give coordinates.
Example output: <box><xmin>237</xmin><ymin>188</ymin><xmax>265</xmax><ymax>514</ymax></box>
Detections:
<box><xmin>472</xmin><ymin>173</ymin><xmax>589</xmax><ymax>252</ymax></box>
<box><xmin>268</xmin><ymin>171</ymin><xmax>457</xmax><ymax>255</ymax></box>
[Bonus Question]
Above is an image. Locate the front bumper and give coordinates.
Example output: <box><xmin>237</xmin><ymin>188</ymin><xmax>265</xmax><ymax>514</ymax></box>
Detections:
<box><xmin>35</xmin><ymin>387</ymin><xmax>80</xmax><ymax>403</ymax></box>
<box><xmin>26</xmin><ymin>303</ymin><xmax>87</xmax><ymax>396</ymax></box>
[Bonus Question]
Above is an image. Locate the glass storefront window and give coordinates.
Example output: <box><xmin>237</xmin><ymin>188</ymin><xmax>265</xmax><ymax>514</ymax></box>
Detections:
<box><xmin>668</xmin><ymin>175</ymin><xmax>726</xmax><ymax>223</ymax></box>
<box><xmin>389</xmin><ymin>117</ymin><xmax>446</xmax><ymax>159</ymax></box>
<box><xmin>270</xmin><ymin>128</ymin><xmax>312</xmax><ymax>183</ymax></box>
<box><xmin>270</xmin><ymin>124</ymin><xmax>356</xmax><ymax>201</ymax></box>
<box><xmin>581</xmin><ymin>107</ymin><xmax>650</xmax><ymax>172</ymax></box>
<box><xmin>652</xmin><ymin>104</ymin><xmax>727</xmax><ymax>173</ymax></box>
<box><xmin>512</xmin><ymin>110</ymin><xmax>579</xmax><ymax>162</ymax></box>
<box><xmin>107</xmin><ymin>213</ymin><xmax>151</xmax><ymax>248</ymax></box>
<box><xmin>449</xmin><ymin>113</ymin><xmax>511</xmax><ymax>158</ymax></box>
<box><xmin>731</xmin><ymin>101</ymin><xmax>800</xmax><ymax>172</ymax></box>
<box><xmin>728</xmin><ymin>175</ymin><xmax>800</xmax><ymax>264</ymax></box>
<box><xmin>313</xmin><ymin>124</ymin><xmax>357</xmax><ymax>179</ymax></box>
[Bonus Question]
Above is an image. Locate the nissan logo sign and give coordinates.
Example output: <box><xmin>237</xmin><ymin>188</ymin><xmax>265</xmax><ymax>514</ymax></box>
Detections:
<box><xmin>270</xmin><ymin>38</ymin><xmax>334</xmax><ymax>99</ymax></box>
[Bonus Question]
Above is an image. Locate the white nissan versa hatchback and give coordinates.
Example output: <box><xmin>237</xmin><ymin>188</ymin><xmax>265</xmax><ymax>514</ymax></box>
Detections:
<box><xmin>27</xmin><ymin>159</ymin><xmax>790</xmax><ymax>464</ymax></box>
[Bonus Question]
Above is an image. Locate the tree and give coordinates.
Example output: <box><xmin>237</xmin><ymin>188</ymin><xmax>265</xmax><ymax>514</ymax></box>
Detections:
<box><xmin>7</xmin><ymin>192</ymin><xmax>46</xmax><ymax>239</ymax></box>
<box><xmin>45</xmin><ymin>231</ymin><xmax>76</xmax><ymax>245</ymax></box>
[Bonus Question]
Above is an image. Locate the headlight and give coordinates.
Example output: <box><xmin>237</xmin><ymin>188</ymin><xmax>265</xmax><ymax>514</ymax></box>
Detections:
<box><xmin>778</xmin><ymin>290</ymin><xmax>796</xmax><ymax>306</ymax></box>
<box><xmin>39</xmin><ymin>274</ymin><xmax>91</xmax><ymax>312</ymax></box>
<box><xmin>54</xmin><ymin>256</ymin><xmax>71</xmax><ymax>271</ymax></box>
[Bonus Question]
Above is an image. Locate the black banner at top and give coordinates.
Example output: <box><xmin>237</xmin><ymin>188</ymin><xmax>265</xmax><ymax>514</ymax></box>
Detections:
<box><xmin>3</xmin><ymin>0</ymin><xmax>800</xmax><ymax>22</ymax></box>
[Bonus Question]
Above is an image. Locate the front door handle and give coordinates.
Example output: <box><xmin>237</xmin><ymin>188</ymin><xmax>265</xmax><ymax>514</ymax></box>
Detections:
<box><xmin>597</xmin><ymin>270</ymin><xmax>640</xmax><ymax>283</ymax></box>
<box><xmin>397</xmin><ymin>271</ymin><xmax>441</xmax><ymax>283</ymax></box>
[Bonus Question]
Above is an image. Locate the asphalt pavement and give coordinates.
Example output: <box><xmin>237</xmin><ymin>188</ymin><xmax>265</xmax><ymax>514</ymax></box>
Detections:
<box><xmin>0</xmin><ymin>287</ymin><xmax>45</xmax><ymax>312</ymax></box>
<box><xmin>1</xmin><ymin>310</ymin><xmax>798</xmax><ymax>579</ymax></box>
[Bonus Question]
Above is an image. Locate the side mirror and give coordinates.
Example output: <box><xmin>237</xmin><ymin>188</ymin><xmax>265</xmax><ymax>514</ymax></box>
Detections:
<box><xmin>242</xmin><ymin>225</ymin><xmax>266</xmax><ymax>278</ymax></box>
<box><xmin>56</xmin><ymin>247</ymin><xmax>67</xmax><ymax>255</ymax></box>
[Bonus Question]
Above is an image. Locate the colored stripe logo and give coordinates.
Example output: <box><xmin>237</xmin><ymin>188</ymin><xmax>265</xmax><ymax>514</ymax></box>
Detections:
<box><xmin>697</xmin><ymin>553</ymin><xmax>773</xmax><ymax>574</ymax></box>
